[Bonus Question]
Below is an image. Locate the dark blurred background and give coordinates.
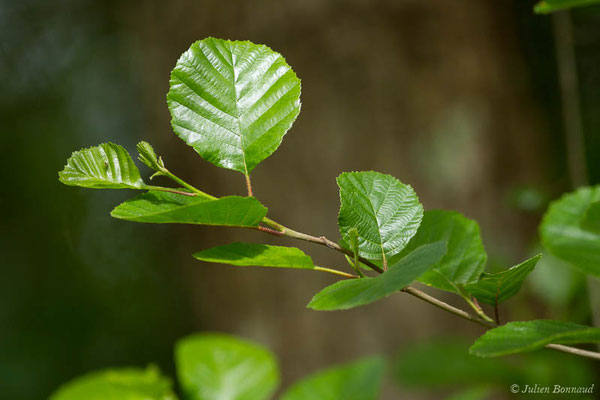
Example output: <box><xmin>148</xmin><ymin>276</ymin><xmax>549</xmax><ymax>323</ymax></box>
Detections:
<box><xmin>1</xmin><ymin>0</ymin><xmax>599</xmax><ymax>399</ymax></box>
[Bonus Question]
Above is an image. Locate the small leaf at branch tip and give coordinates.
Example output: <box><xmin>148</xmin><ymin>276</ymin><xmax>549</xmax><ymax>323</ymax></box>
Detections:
<box><xmin>59</xmin><ymin>142</ymin><xmax>145</xmax><ymax>189</ymax></box>
<box><xmin>137</xmin><ymin>141</ymin><xmax>166</xmax><ymax>172</ymax></box>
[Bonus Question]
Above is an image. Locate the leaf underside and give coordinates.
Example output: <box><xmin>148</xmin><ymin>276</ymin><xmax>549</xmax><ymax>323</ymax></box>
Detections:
<box><xmin>111</xmin><ymin>191</ymin><xmax>267</xmax><ymax>227</ymax></box>
<box><xmin>337</xmin><ymin>171</ymin><xmax>423</xmax><ymax>262</ymax></box>
<box><xmin>308</xmin><ymin>242</ymin><xmax>446</xmax><ymax>311</ymax></box>
<box><xmin>280</xmin><ymin>357</ymin><xmax>385</xmax><ymax>400</ymax></box>
<box><xmin>393</xmin><ymin>210</ymin><xmax>487</xmax><ymax>294</ymax></box>
<box><xmin>176</xmin><ymin>333</ymin><xmax>279</xmax><ymax>400</ymax></box>
<box><xmin>465</xmin><ymin>254</ymin><xmax>541</xmax><ymax>306</ymax></box>
<box><xmin>540</xmin><ymin>186</ymin><xmax>600</xmax><ymax>278</ymax></box>
<box><xmin>193</xmin><ymin>243</ymin><xmax>315</xmax><ymax>269</ymax></box>
<box><xmin>58</xmin><ymin>143</ymin><xmax>145</xmax><ymax>189</ymax></box>
<box><xmin>168</xmin><ymin>37</ymin><xmax>302</xmax><ymax>174</ymax></box>
<box><xmin>470</xmin><ymin>320</ymin><xmax>600</xmax><ymax>357</ymax></box>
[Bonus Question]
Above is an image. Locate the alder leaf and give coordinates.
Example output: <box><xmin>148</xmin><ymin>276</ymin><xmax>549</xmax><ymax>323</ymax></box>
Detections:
<box><xmin>49</xmin><ymin>367</ymin><xmax>176</xmax><ymax>400</ymax></box>
<box><xmin>168</xmin><ymin>37</ymin><xmax>301</xmax><ymax>175</ymax></box>
<box><xmin>540</xmin><ymin>186</ymin><xmax>600</xmax><ymax>278</ymax></box>
<box><xmin>464</xmin><ymin>255</ymin><xmax>541</xmax><ymax>306</ymax></box>
<box><xmin>111</xmin><ymin>191</ymin><xmax>267</xmax><ymax>227</ymax></box>
<box><xmin>58</xmin><ymin>143</ymin><xmax>145</xmax><ymax>189</ymax></box>
<box><xmin>194</xmin><ymin>243</ymin><xmax>315</xmax><ymax>269</ymax></box>
<box><xmin>308</xmin><ymin>242</ymin><xmax>445</xmax><ymax>311</ymax></box>
<box><xmin>280</xmin><ymin>357</ymin><xmax>385</xmax><ymax>400</ymax></box>
<box><xmin>176</xmin><ymin>333</ymin><xmax>279</xmax><ymax>400</ymax></box>
<box><xmin>470</xmin><ymin>320</ymin><xmax>600</xmax><ymax>357</ymax></box>
<box><xmin>337</xmin><ymin>171</ymin><xmax>423</xmax><ymax>264</ymax></box>
<box><xmin>393</xmin><ymin>210</ymin><xmax>486</xmax><ymax>294</ymax></box>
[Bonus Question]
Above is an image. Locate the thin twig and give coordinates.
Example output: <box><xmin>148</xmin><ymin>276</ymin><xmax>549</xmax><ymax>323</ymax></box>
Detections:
<box><xmin>402</xmin><ymin>287</ymin><xmax>496</xmax><ymax>328</ymax></box>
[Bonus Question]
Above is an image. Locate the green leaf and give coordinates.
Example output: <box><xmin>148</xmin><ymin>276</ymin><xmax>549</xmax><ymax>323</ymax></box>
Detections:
<box><xmin>394</xmin><ymin>210</ymin><xmax>486</xmax><ymax>294</ymax></box>
<box><xmin>49</xmin><ymin>366</ymin><xmax>176</xmax><ymax>400</ymax></box>
<box><xmin>540</xmin><ymin>186</ymin><xmax>600</xmax><ymax>277</ymax></box>
<box><xmin>137</xmin><ymin>141</ymin><xmax>166</xmax><ymax>173</ymax></box>
<box><xmin>464</xmin><ymin>255</ymin><xmax>541</xmax><ymax>306</ymax></box>
<box><xmin>176</xmin><ymin>333</ymin><xmax>279</xmax><ymax>400</ymax></box>
<box><xmin>194</xmin><ymin>243</ymin><xmax>315</xmax><ymax>269</ymax></box>
<box><xmin>167</xmin><ymin>37</ymin><xmax>301</xmax><ymax>174</ymax></box>
<box><xmin>280</xmin><ymin>357</ymin><xmax>385</xmax><ymax>400</ymax></box>
<box><xmin>582</xmin><ymin>201</ymin><xmax>600</xmax><ymax>233</ymax></box>
<box><xmin>470</xmin><ymin>320</ymin><xmax>600</xmax><ymax>358</ymax></box>
<box><xmin>308</xmin><ymin>242</ymin><xmax>446</xmax><ymax>311</ymax></box>
<box><xmin>111</xmin><ymin>191</ymin><xmax>267</xmax><ymax>227</ymax></box>
<box><xmin>337</xmin><ymin>171</ymin><xmax>423</xmax><ymax>264</ymax></box>
<box><xmin>534</xmin><ymin>0</ymin><xmax>600</xmax><ymax>13</ymax></box>
<box><xmin>59</xmin><ymin>143</ymin><xmax>145</xmax><ymax>189</ymax></box>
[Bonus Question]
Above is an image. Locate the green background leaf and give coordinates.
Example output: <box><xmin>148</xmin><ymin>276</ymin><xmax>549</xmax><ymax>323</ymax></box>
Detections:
<box><xmin>308</xmin><ymin>242</ymin><xmax>446</xmax><ymax>311</ymax></box>
<box><xmin>337</xmin><ymin>171</ymin><xmax>423</xmax><ymax>263</ymax></box>
<box><xmin>49</xmin><ymin>367</ymin><xmax>176</xmax><ymax>400</ymax></box>
<box><xmin>464</xmin><ymin>255</ymin><xmax>541</xmax><ymax>305</ymax></box>
<box><xmin>167</xmin><ymin>37</ymin><xmax>301</xmax><ymax>174</ymax></box>
<box><xmin>582</xmin><ymin>201</ymin><xmax>600</xmax><ymax>233</ymax></box>
<box><xmin>394</xmin><ymin>210</ymin><xmax>486</xmax><ymax>294</ymax></box>
<box><xmin>176</xmin><ymin>333</ymin><xmax>279</xmax><ymax>400</ymax></box>
<box><xmin>111</xmin><ymin>192</ymin><xmax>267</xmax><ymax>227</ymax></box>
<box><xmin>59</xmin><ymin>143</ymin><xmax>145</xmax><ymax>189</ymax></box>
<box><xmin>540</xmin><ymin>186</ymin><xmax>600</xmax><ymax>277</ymax></box>
<box><xmin>194</xmin><ymin>243</ymin><xmax>315</xmax><ymax>269</ymax></box>
<box><xmin>280</xmin><ymin>357</ymin><xmax>385</xmax><ymax>400</ymax></box>
<box><xmin>470</xmin><ymin>320</ymin><xmax>600</xmax><ymax>357</ymax></box>
<box><xmin>534</xmin><ymin>0</ymin><xmax>600</xmax><ymax>13</ymax></box>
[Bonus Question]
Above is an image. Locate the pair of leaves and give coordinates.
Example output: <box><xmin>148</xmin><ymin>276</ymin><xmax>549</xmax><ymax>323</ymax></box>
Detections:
<box><xmin>59</xmin><ymin>143</ymin><xmax>268</xmax><ymax>228</ymax></box>
<box><xmin>51</xmin><ymin>334</ymin><xmax>384</xmax><ymax>400</ymax></box>
<box><xmin>540</xmin><ymin>185</ymin><xmax>600</xmax><ymax>278</ymax></box>
<box><xmin>194</xmin><ymin>241</ymin><xmax>447</xmax><ymax>311</ymax></box>
<box><xmin>470</xmin><ymin>320</ymin><xmax>600</xmax><ymax>358</ymax></box>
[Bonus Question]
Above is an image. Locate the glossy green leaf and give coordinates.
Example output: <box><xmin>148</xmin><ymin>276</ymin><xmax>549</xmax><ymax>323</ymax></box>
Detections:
<box><xmin>582</xmin><ymin>201</ymin><xmax>600</xmax><ymax>233</ymax></box>
<box><xmin>59</xmin><ymin>143</ymin><xmax>145</xmax><ymax>189</ymax></box>
<box><xmin>137</xmin><ymin>141</ymin><xmax>166</xmax><ymax>174</ymax></box>
<box><xmin>308</xmin><ymin>242</ymin><xmax>446</xmax><ymax>311</ymax></box>
<box><xmin>194</xmin><ymin>243</ymin><xmax>315</xmax><ymax>269</ymax></box>
<box><xmin>534</xmin><ymin>0</ymin><xmax>600</xmax><ymax>13</ymax></box>
<box><xmin>49</xmin><ymin>367</ymin><xmax>176</xmax><ymax>400</ymax></box>
<box><xmin>464</xmin><ymin>255</ymin><xmax>541</xmax><ymax>306</ymax></box>
<box><xmin>176</xmin><ymin>333</ymin><xmax>279</xmax><ymax>400</ymax></box>
<box><xmin>167</xmin><ymin>37</ymin><xmax>301</xmax><ymax>174</ymax></box>
<box><xmin>540</xmin><ymin>186</ymin><xmax>600</xmax><ymax>277</ymax></box>
<box><xmin>337</xmin><ymin>171</ymin><xmax>423</xmax><ymax>264</ymax></box>
<box><xmin>394</xmin><ymin>210</ymin><xmax>486</xmax><ymax>293</ymax></box>
<box><xmin>111</xmin><ymin>191</ymin><xmax>267</xmax><ymax>227</ymax></box>
<box><xmin>470</xmin><ymin>320</ymin><xmax>600</xmax><ymax>358</ymax></box>
<box><xmin>280</xmin><ymin>357</ymin><xmax>385</xmax><ymax>400</ymax></box>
